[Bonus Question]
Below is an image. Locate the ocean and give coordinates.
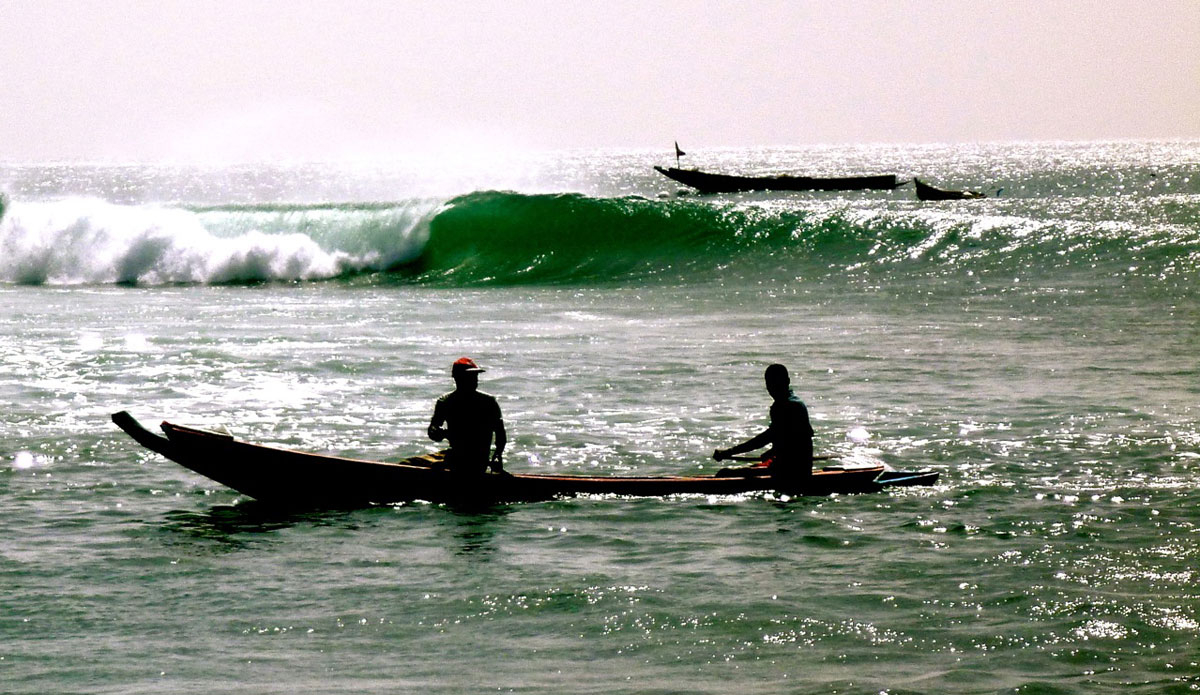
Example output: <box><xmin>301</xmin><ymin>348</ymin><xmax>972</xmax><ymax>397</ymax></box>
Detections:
<box><xmin>1</xmin><ymin>141</ymin><xmax>1197</xmax><ymax>694</ymax></box>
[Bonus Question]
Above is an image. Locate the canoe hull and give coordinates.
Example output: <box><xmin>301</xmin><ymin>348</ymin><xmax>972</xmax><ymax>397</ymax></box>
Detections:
<box><xmin>654</xmin><ymin>166</ymin><xmax>903</xmax><ymax>193</ymax></box>
<box><xmin>914</xmin><ymin>178</ymin><xmax>986</xmax><ymax>201</ymax></box>
<box><xmin>112</xmin><ymin>412</ymin><xmax>937</xmax><ymax>507</ymax></box>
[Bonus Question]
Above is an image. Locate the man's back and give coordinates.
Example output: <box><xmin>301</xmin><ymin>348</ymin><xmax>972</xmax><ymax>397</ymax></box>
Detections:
<box><xmin>767</xmin><ymin>390</ymin><xmax>814</xmax><ymax>477</ymax></box>
<box><xmin>433</xmin><ymin>389</ymin><xmax>503</xmax><ymax>459</ymax></box>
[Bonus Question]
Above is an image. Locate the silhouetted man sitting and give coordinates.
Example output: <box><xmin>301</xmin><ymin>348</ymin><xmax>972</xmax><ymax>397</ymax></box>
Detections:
<box><xmin>428</xmin><ymin>357</ymin><xmax>507</xmax><ymax>479</ymax></box>
<box><xmin>713</xmin><ymin>363</ymin><xmax>813</xmax><ymax>486</ymax></box>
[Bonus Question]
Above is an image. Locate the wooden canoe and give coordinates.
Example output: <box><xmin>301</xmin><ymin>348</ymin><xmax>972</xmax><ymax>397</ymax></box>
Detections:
<box><xmin>914</xmin><ymin>178</ymin><xmax>986</xmax><ymax>201</ymax></box>
<box><xmin>654</xmin><ymin>166</ymin><xmax>904</xmax><ymax>194</ymax></box>
<box><xmin>112</xmin><ymin>411</ymin><xmax>938</xmax><ymax>507</ymax></box>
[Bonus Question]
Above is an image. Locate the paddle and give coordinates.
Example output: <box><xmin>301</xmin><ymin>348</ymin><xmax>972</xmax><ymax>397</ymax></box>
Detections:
<box><xmin>725</xmin><ymin>455</ymin><xmax>833</xmax><ymax>462</ymax></box>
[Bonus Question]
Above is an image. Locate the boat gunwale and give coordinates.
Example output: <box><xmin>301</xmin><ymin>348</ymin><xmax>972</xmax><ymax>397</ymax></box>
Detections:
<box><xmin>157</xmin><ymin>419</ymin><xmax>879</xmax><ymax>485</ymax></box>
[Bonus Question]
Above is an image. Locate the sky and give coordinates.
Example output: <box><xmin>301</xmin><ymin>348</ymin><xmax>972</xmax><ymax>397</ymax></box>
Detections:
<box><xmin>2</xmin><ymin>0</ymin><xmax>1198</xmax><ymax>162</ymax></box>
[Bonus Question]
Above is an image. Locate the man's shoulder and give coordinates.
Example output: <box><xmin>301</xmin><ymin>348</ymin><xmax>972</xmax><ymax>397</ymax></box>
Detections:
<box><xmin>773</xmin><ymin>393</ymin><xmax>809</xmax><ymax>413</ymax></box>
<box><xmin>440</xmin><ymin>390</ymin><xmax>499</xmax><ymax>406</ymax></box>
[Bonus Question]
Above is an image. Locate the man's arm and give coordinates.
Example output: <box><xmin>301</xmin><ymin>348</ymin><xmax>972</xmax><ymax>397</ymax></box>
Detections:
<box><xmin>428</xmin><ymin>399</ymin><xmax>447</xmax><ymax>442</ymax></box>
<box><xmin>714</xmin><ymin>428</ymin><xmax>772</xmax><ymax>461</ymax></box>
<box><xmin>490</xmin><ymin>417</ymin><xmax>507</xmax><ymax>471</ymax></box>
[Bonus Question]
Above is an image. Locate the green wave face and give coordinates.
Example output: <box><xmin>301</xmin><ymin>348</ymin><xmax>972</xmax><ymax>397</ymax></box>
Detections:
<box><xmin>2</xmin><ymin>191</ymin><xmax>1198</xmax><ymax>290</ymax></box>
<box><xmin>412</xmin><ymin>191</ymin><xmax>765</xmax><ymax>285</ymax></box>
<box><xmin>408</xmin><ymin>191</ymin><xmax>1200</xmax><ymax>292</ymax></box>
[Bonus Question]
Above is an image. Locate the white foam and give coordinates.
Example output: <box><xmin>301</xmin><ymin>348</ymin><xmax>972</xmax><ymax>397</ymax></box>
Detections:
<box><xmin>0</xmin><ymin>198</ymin><xmax>431</xmax><ymax>285</ymax></box>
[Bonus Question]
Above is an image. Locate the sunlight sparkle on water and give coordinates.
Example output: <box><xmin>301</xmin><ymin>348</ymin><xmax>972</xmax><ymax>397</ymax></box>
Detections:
<box><xmin>848</xmin><ymin>427</ymin><xmax>871</xmax><ymax>443</ymax></box>
<box><xmin>13</xmin><ymin>451</ymin><xmax>38</xmax><ymax>469</ymax></box>
<box><xmin>77</xmin><ymin>333</ymin><xmax>104</xmax><ymax>351</ymax></box>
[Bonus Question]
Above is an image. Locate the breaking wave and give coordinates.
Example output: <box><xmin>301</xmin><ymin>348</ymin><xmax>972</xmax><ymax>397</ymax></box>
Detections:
<box><xmin>1</xmin><ymin>191</ymin><xmax>1198</xmax><ymax>289</ymax></box>
<box><xmin>0</xmin><ymin>198</ymin><xmax>433</xmax><ymax>285</ymax></box>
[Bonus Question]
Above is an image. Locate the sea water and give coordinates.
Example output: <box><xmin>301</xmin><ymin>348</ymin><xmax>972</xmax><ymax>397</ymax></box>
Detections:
<box><xmin>1</xmin><ymin>142</ymin><xmax>1198</xmax><ymax>694</ymax></box>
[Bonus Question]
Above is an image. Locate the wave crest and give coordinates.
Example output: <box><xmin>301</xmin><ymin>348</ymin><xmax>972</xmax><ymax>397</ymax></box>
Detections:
<box><xmin>2</xmin><ymin>191</ymin><xmax>1197</xmax><ymax>288</ymax></box>
<box><xmin>0</xmin><ymin>198</ymin><xmax>433</xmax><ymax>285</ymax></box>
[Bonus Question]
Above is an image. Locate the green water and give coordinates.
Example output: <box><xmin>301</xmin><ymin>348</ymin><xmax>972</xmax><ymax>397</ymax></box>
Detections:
<box><xmin>1</xmin><ymin>142</ymin><xmax>1198</xmax><ymax>693</ymax></box>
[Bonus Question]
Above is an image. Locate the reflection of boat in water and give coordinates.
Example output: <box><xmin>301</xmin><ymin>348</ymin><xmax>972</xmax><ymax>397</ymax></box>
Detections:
<box><xmin>654</xmin><ymin>166</ymin><xmax>905</xmax><ymax>193</ymax></box>
<box><xmin>112</xmin><ymin>411</ymin><xmax>939</xmax><ymax>507</ymax></box>
<box><xmin>914</xmin><ymin>178</ymin><xmax>986</xmax><ymax>201</ymax></box>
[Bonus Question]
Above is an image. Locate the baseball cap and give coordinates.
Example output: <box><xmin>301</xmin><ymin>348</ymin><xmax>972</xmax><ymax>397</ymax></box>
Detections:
<box><xmin>451</xmin><ymin>357</ymin><xmax>486</xmax><ymax>375</ymax></box>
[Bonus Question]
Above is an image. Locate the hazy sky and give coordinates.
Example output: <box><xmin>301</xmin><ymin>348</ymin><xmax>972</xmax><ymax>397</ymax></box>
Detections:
<box><xmin>2</xmin><ymin>0</ymin><xmax>1198</xmax><ymax>161</ymax></box>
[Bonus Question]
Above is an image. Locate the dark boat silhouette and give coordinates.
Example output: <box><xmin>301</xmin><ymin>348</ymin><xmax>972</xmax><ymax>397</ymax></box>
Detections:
<box><xmin>914</xmin><ymin>178</ymin><xmax>986</xmax><ymax>201</ymax></box>
<box><xmin>112</xmin><ymin>411</ymin><xmax>938</xmax><ymax>507</ymax></box>
<box><xmin>654</xmin><ymin>166</ymin><xmax>905</xmax><ymax>194</ymax></box>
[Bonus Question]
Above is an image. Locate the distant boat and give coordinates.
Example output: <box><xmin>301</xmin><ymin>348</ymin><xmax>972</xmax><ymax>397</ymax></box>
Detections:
<box><xmin>654</xmin><ymin>166</ymin><xmax>905</xmax><ymax>194</ymax></box>
<box><xmin>914</xmin><ymin>178</ymin><xmax>986</xmax><ymax>201</ymax></box>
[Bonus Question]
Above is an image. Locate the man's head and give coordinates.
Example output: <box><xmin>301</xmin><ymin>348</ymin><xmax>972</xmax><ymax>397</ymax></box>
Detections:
<box><xmin>764</xmin><ymin>363</ymin><xmax>790</xmax><ymax>400</ymax></box>
<box><xmin>451</xmin><ymin>356</ymin><xmax>485</xmax><ymax>391</ymax></box>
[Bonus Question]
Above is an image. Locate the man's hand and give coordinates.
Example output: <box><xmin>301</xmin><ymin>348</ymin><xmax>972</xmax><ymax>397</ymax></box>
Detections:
<box><xmin>428</xmin><ymin>424</ymin><xmax>447</xmax><ymax>442</ymax></box>
<box><xmin>490</xmin><ymin>450</ymin><xmax>508</xmax><ymax>475</ymax></box>
<box><xmin>713</xmin><ymin>448</ymin><xmax>731</xmax><ymax>461</ymax></box>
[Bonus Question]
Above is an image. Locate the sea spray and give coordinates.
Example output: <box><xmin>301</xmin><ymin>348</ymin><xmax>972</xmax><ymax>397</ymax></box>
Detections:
<box><xmin>0</xmin><ymin>198</ymin><xmax>435</xmax><ymax>284</ymax></box>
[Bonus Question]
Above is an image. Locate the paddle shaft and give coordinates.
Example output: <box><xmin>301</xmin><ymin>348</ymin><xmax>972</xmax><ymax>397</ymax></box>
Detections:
<box><xmin>726</xmin><ymin>455</ymin><xmax>833</xmax><ymax>462</ymax></box>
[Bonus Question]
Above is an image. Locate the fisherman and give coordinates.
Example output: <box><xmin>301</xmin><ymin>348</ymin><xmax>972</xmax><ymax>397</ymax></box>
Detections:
<box><xmin>428</xmin><ymin>357</ymin><xmax>508</xmax><ymax>478</ymax></box>
<box><xmin>712</xmin><ymin>363</ymin><xmax>814</xmax><ymax>486</ymax></box>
